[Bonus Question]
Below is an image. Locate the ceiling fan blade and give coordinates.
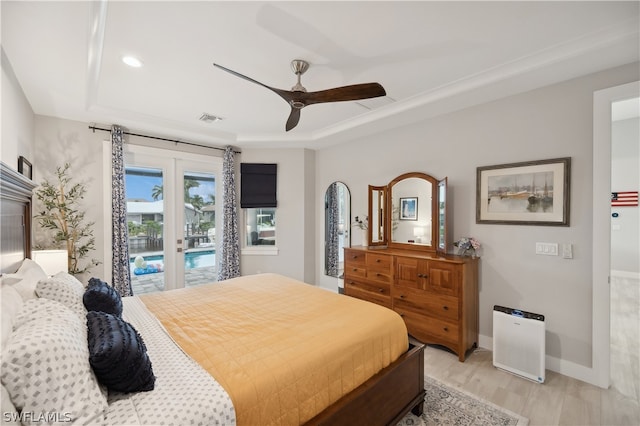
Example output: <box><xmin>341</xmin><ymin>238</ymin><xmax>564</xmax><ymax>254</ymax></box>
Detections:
<box><xmin>301</xmin><ymin>83</ymin><xmax>386</xmax><ymax>105</ymax></box>
<box><xmin>285</xmin><ymin>107</ymin><xmax>301</xmax><ymax>132</ymax></box>
<box><xmin>213</xmin><ymin>63</ymin><xmax>292</xmax><ymax>100</ymax></box>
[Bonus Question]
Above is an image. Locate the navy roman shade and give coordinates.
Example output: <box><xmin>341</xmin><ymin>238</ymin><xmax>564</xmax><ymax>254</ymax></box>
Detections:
<box><xmin>240</xmin><ymin>163</ymin><xmax>277</xmax><ymax>208</ymax></box>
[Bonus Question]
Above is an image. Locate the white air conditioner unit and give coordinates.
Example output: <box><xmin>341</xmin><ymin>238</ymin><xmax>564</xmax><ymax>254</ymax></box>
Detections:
<box><xmin>493</xmin><ymin>305</ymin><xmax>545</xmax><ymax>383</ymax></box>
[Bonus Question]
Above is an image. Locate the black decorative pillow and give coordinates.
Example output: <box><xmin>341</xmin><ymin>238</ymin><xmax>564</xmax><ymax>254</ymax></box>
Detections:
<box><xmin>83</xmin><ymin>278</ymin><xmax>123</xmax><ymax>317</ymax></box>
<box><xmin>86</xmin><ymin>311</ymin><xmax>155</xmax><ymax>393</ymax></box>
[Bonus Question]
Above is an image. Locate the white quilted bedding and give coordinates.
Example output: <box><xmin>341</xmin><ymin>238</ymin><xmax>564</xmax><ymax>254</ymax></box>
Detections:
<box><xmin>104</xmin><ymin>297</ymin><xmax>236</xmax><ymax>426</ymax></box>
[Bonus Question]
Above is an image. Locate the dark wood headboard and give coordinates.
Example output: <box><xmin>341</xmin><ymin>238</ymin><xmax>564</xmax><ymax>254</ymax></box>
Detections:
<box><xmin>1</xmin><ymin>161</ymin><xmax>36</xmax><ymax>274</ymax></box>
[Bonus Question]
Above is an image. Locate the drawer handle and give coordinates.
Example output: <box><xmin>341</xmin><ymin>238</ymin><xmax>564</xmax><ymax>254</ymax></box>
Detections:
<box><xmin>376</xmin><ymin>259</ymin><xmax>381</xmax><ymax>263</ymax></box>
<box><xmin>443</xmin><ymin>327</ymin><xmax>449</xmax><ymax>332</ymax></box>
<box><xmin>378</xmin><ymin>288</ymin><xmax>384</xmax><ymax>293</ymax></box>
<box><xmin>443</xmin><ymin>306</ymin><xmax>449</xmax><ymax>311</ymax></box>
<box><xmin>376</xmin><ymin>273</ymin><xmax>382</xmax><ymax>277</ymax></box>
<box><xmin>399</xmin><ymin>294</ymin><xmax>405</xmax><ymax>299</ymax></box>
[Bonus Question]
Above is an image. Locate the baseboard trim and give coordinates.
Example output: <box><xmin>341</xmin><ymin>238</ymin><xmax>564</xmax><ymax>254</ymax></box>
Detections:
<box><xmin>611</xmin><ymin>270</ymin><xmax>640</xmax><ymax>279</ymax></box>
<box><xmin>478</xmin><ymin>334</ymin><xmax>603</xmax><ymax>387</ymax></box>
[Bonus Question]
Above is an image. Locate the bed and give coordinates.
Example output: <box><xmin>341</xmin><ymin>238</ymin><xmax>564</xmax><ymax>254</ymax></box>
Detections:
<box><xmin>0</xmin><ymin>161</ymin><xmax>425</xmax><ymax>425</ymax></box>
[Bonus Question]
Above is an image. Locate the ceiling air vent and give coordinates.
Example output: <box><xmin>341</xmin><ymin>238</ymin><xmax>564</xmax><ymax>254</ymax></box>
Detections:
<box><xmin>199</xmin><ymin>113</ymin><xmax>223</xmax><ymax>123</ymax></box>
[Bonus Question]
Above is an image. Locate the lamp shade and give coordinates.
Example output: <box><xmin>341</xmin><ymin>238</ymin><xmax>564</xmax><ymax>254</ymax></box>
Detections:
<box><xmin>32</xmin><ymin>250</ymin><xmax>68</xmax><ymax>276</ymax></box>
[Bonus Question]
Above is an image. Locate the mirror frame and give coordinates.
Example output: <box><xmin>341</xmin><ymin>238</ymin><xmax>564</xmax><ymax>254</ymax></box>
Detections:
<box><xmin>368</xmin><ymin>171</ymin><xmax>448</xmax><ymax>255</ymax></box>
<box><xmin>387</xmin><ymin>172</ymin><xmax>438</xmax><ymax>254</ymax></box>
<box><xmin>367</xmin><ymin>185</ymin><xmax>386</xmax><ymax>247</ymax></box>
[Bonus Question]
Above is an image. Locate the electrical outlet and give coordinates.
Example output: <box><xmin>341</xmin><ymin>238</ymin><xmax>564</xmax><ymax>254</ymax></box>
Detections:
<box><xmin>535</xmin><ymin>242</ymin><xmax>558</xmax><ymax>256</ymax></box>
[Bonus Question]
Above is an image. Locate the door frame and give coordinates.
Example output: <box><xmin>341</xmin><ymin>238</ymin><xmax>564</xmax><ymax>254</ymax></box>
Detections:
<box><xmin>592</xmin><ymin>80</ymin><xmax>639</xmax><ymax>388</ymax></box>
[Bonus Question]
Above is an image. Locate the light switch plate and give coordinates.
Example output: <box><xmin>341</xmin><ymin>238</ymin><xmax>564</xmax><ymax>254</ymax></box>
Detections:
<box><xmin>536</xmin><ymin>242</ymin><xmax>558</xmax><ymax>256</ymax></box>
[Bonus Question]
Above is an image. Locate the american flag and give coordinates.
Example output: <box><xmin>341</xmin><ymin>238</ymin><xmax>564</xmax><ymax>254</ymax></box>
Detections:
<box><xmin>611</xmin><ymin>191</ymin><xmax>639</xmax><ymax>207</ymax></box>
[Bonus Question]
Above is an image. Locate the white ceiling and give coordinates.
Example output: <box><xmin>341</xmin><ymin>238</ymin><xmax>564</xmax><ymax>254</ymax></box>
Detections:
<box><xmin>2</xmin><ymin>1</ymin><xmax>639</xmax><ymax>150</ymax></box>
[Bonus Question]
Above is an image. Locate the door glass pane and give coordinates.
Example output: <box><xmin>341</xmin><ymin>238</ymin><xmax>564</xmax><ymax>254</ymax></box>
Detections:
<box><xmin>183</xmin><ymin>171</ymin><xmax>217</xmax><ymax>287</ymax></box>
<box><xmin>125</xmin><ymin>166</ymin><xmax>165</xmax><ymax>294</ymax></box>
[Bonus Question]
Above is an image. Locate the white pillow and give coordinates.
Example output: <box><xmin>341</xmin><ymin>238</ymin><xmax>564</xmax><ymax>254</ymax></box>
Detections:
<box><xmin>1</xmin><ymin>298</ymin><xmax>108</xmax><ymax>425</ymax></box>
<box><xmin>1</xmin><ymin>285</ymin><xmax>23</xmax><ymax>349</ymax></box>
<box><xmin>2</xmin><ymin>259</ymin><xmax>48</xmax><ymax>301</ymax></box>
<box><xmin>35</xmin><ymin>275</ymin><xmax>87</xmax><ymax>320</ymax></box>
<box><xmin>50</xmin><ymin>271</ymin><xmax>85</xmax><ymax>295</ymax></box>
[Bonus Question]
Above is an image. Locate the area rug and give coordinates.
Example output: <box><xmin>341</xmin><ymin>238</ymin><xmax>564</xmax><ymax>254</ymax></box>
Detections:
<box><xmin>398</xmin><ymin>376</ymin><xmax>529</xmax><ymax>425</ymax></box>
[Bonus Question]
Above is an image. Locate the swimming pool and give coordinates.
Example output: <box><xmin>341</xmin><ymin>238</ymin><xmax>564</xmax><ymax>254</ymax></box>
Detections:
<box><xmin>130</xmin><ymin>250</ymin><xmax>215</xmax><ymax>275</ymax></box>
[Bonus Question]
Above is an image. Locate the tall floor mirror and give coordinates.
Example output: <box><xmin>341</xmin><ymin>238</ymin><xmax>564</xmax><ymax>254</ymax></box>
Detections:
<box><xmin>325</xmin><ymin>182</ymin><xmax>351</xmax><ymax>285</ymax></box>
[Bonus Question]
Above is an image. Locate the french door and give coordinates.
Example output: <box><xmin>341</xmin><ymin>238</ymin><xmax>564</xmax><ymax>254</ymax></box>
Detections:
<box><xmin>123</xmin><ymin>145</ymin><xmax>220</xmax><ymax>293</ymax></box>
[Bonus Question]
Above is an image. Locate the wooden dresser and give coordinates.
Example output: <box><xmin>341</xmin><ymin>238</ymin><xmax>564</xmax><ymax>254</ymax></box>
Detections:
<box><xmin>344</xmin><ymin>247</ymin><xmax>478</xmax><ymax>361</ymax></box>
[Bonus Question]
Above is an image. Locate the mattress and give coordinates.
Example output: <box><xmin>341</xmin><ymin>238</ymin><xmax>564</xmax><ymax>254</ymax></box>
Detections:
<box><xmin>140</xmin><ymin>273</ymin><xmax>408</xmax><ymax>426</ymax></box>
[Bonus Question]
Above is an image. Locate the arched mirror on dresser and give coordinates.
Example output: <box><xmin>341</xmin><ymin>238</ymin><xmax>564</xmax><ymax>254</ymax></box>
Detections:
<box><xmin>325</xmin><ymin>182</ymin><xmax>351</xmax><ymax>278</ymax></box>
<box><xmin>367</xmin><ymin>172</ymin><xmax>449</xmax><ymax>255</ymax></box>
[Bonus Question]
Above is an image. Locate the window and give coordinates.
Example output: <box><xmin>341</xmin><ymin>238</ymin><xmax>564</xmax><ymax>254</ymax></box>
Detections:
<box><xmin>245</xmin><ymin>208</ymin><xmax>276</xmax><ymax>247</ymax></box>
<box><xmin>241</xmin><ymin>163</ymin><xmax>278</xmax><ymax>255</ymax></box>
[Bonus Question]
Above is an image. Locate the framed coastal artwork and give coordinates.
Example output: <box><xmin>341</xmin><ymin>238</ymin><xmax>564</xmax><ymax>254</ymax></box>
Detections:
<box><xmin>476</xmin><ymin>157</ymin><xmax>570</xmax><ymax>226</ymax></box>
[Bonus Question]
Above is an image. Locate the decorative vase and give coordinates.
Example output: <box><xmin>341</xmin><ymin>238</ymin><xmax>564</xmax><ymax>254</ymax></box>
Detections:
<box><xmin>362</xmin><ymin>230</ymin><xmax>369</xmax><ymax>247</ymax></box>
<box><xmin>458</xmin><ymin>248</ymin><xmax>475</xmax><ymax>257</ymax></box>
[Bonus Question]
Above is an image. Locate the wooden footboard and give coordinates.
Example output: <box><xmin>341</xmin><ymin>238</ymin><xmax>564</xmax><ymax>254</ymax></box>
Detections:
<box><xmin>305</xmin><ymin>341</ymin><xmax>425</xmax><ymax>426</ymax></box>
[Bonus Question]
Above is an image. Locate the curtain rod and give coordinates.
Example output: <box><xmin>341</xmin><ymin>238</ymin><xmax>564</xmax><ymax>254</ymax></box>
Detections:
<box><xmin>88</xmin><ymin>124</ymin><xmax>241</xmax><ymax>154</ymax></box>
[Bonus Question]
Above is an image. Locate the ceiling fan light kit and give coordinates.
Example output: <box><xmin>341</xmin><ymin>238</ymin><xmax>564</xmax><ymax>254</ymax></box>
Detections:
<box><xmin>214</xmin><ymin>60</ymin><xmax>386</xmax><ymax>131</ymax></box>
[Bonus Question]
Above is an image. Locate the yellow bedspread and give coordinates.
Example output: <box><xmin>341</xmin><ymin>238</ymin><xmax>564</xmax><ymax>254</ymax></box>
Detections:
<box><xmin>139</xmin><ymin>273</ymin><xmax>408</xmax><ymax>426</ymax></box>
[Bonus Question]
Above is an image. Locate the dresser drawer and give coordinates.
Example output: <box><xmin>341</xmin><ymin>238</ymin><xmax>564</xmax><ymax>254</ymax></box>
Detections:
<box><xmin>344</xmin><ymin>249</ymin><xmax>366</xmax><ymax>267</ymax></box>
<box><xmin>345</xmin><ymin>279</ymin><xmax>391</xmax><ymax>309</ymax></box>
<box><xmin>366</xmin><ymin>253</ymin><xmax>392</xmax><ymax>284</ymax></box>
<box><xmin>392</xmin><ymin>287</ymin><xmax>459</xmax><ymax>322</ymax></box>
<box><xmin>345</xmin><ymin>264</ymin><xmax>367</xmax><ymax>279</ymax></box>
<box><xmin>395</xmin><ymin>308</ymin><xmax>459</xmax><ymax>346</ymax></box>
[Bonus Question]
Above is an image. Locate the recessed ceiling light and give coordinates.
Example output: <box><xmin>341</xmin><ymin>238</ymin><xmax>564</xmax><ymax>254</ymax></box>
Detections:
<box><xmin>122</xmin><ymin>56</ymin><xmax>143</xmax><ymax>68</ymax></box>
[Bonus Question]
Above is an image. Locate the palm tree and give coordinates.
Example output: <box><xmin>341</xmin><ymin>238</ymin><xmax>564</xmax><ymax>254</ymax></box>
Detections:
<box><xmin>151</xmin><ymin>184</ymin><xmax>163</xmax><ymax>201</ymax></box>
<box><xmin>184</xmin><ymin>179</ymin><xmax>200</xmax><ymax>203</ymax></box>
<box><xmin>190</xmin><ymin>194</ymin><xmax>205</xmax><ymax>210</ymax></box>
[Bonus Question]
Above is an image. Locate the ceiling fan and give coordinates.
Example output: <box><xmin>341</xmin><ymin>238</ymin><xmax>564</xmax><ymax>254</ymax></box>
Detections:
<box><xmin>213</xmin><ymin>60</ymin><xmax>386</xmax><ymax>131</ymax></box>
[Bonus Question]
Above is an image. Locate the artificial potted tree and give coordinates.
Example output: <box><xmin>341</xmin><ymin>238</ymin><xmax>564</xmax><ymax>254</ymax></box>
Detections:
<box><xmin>34</xmin><ymin>163</ymin><xmax>100</xmax><ymax>275</ymax></box>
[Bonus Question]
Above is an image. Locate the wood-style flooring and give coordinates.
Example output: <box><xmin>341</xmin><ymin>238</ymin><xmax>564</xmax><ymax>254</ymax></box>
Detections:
<box><xmin>424</xmin><ymin>344</ymin><xmax>639</xmax><ymax>425</ymax></box>
<box><xmin>610</xmin><ymin>275</ymin><xmax>639</xmax><ymax>405</ymax></box>
<box><xmin>422</xmin><ymin>275</ymin><xmax>639</xmax><ymax>425</ymax></box>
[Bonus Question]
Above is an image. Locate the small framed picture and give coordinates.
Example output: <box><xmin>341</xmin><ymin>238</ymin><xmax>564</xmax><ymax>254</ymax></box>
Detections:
<box><xmin>399</xmin><ymin>197</ymin><xmax>418</xmax><ymax>220</ymax></box>
<box><xmin>18</xmin><ymin>156</ymin><xmax>32</xmax><ymax>180</ymax></box>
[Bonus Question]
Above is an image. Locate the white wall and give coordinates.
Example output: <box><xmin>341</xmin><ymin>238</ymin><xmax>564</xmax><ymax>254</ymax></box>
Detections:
<box><xmin>1</xmin><ymin>48</ymin><xmax>34</xmax><ymax>172</ymax></box>
<box><xmin>32</xmin><ymin>116</ymin><xmax>108</xmax><ymax>282</ymax></box>
<box><xmin>611</xmin><ymin>117</ymin><xmax>640</xmax><ymax>275</ymax></box>
<box><xmin>239</xmin><ymin>148</ymin><xmax>316</xmax><ymax>283</ymax></box>
<box><xmin>315</xmin><ymin>62</ymin><xmax>639</xmax><ymax>369</ymax></box>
